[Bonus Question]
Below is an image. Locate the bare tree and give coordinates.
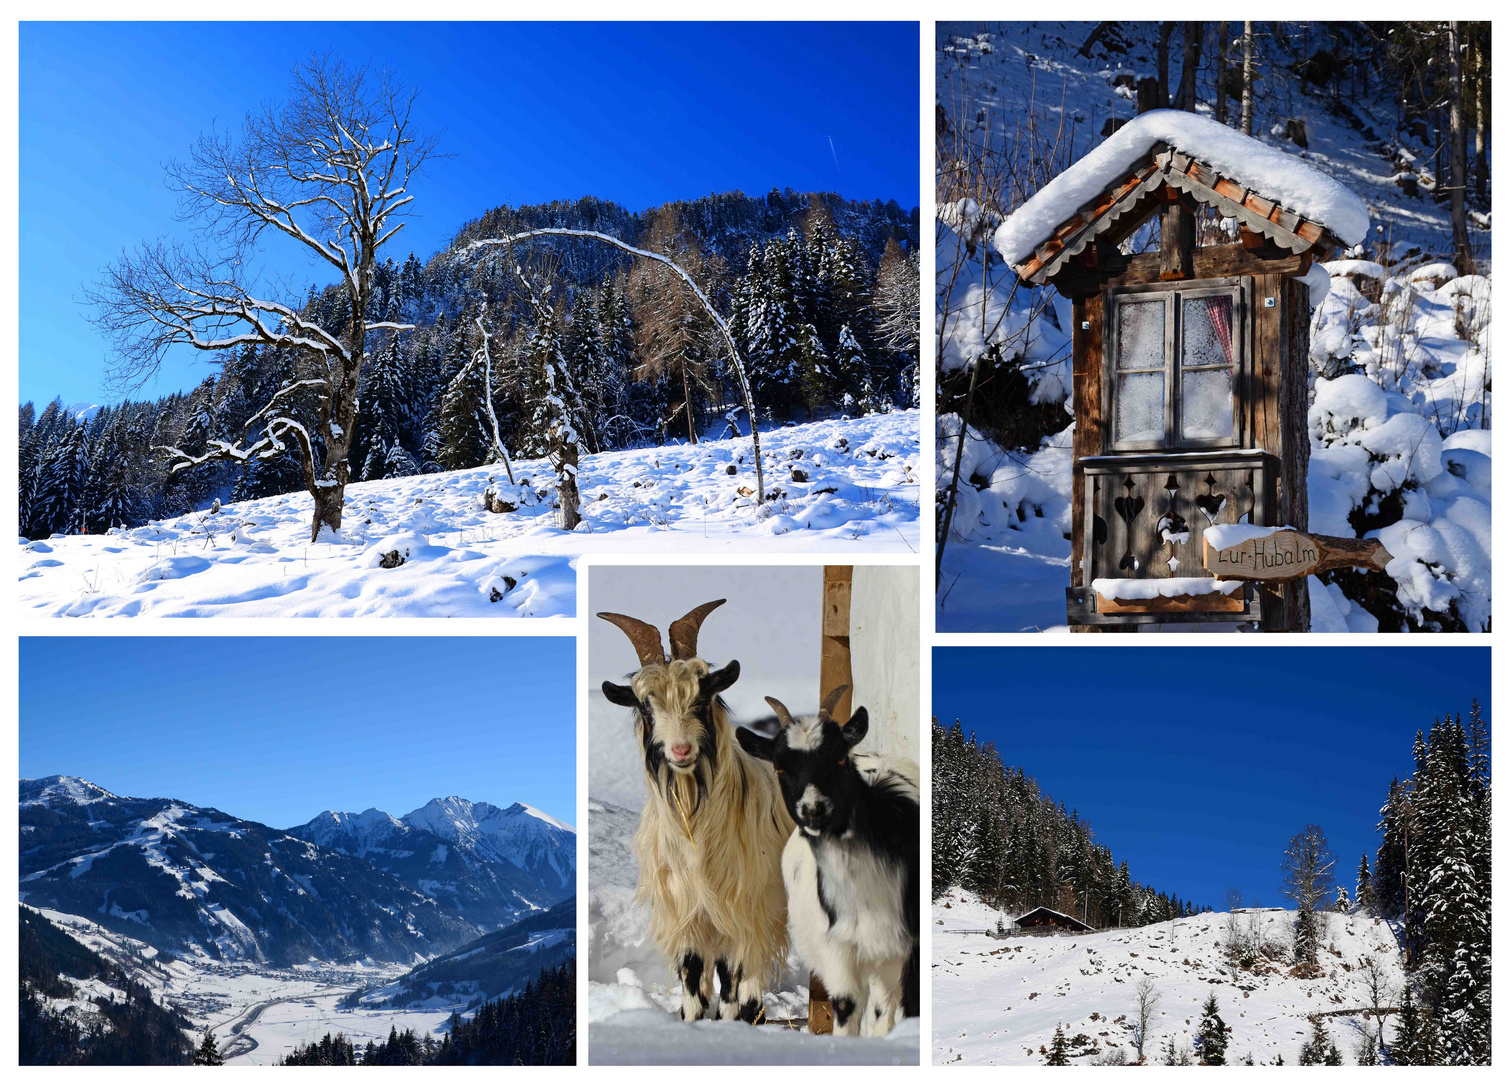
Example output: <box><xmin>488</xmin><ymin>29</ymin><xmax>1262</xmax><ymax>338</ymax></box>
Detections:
<box><xmin>1216</xmin><ymin>23</ymin><xmax>1230</xmax><ymax>125</ymax></box>
<box><xmin>1133</xmin><ymin>977</ymin><xmax>1161</xmax><ymax>1061</ymax></box>
<box><xmin>88</xmin><ymin>56</ymin><xmax>438</xmax><ymax>541</ymax></box>
<box><xmin>1447</xmin><ymin>22</ymin><xmax>1474</xmax><ymax>275</ymax></box>
<box><xmin>466</xmin><ymin>228</ymin><xmax>765</xmax><ymax>502</ymax></box>
<box><xmin>1240</xmin><ymin>22</ymin><xmax>1256</xmax><ymax>135</ymax></box>
<box><xmin>1357</xmin><ymin>954</ymin><xmax>1397</xmax><ymax>1050</ymax></box>
<box><xmin>1157</xmin><ymin>23</ymin><xmax>1176</xmax><ymax>106</ymax></box>
<box><xmin>1281</xmin><ymin>824</ymin><xmax>1336</xmax><ymax>966</ymax></box>
<box><xmin>1176</xmin><ymin>23</ymin><xmax>1203</xmax><ymax>111</ymax></box>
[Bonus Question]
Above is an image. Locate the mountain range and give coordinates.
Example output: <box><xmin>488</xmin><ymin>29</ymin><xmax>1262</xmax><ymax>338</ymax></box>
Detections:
<box><xmin>19</xmin><ymin>777</ymin><xmax>575</xmax><ymax>968</ymax></box>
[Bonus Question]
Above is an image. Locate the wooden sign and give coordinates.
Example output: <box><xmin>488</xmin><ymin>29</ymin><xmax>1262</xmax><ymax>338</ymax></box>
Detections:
<box><xmin>1204</xmin><ymin>528</ymin><xmax>1392</xmax><ymax>581</ymax></box>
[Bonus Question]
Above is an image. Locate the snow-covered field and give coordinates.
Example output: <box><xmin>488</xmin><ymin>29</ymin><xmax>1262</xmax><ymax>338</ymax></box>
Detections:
<box><xmin>933</xmin><ymin>888</ymin><xmax>1403</xmax><ymax>1066</ymax></box>
<box><xmin>32</xmin><ymin>906</ymin><xmax>467</xmax><ymax>1065</ymax></box>
<box><xmin>17</xmin><ymin>411</ymin><xmax>918</xmax><ymax>617</ymax></box>
<box><xmin>936</xmin><ymin>24</ymin><xmax>1491</xmax><ymax>633</ymax></box>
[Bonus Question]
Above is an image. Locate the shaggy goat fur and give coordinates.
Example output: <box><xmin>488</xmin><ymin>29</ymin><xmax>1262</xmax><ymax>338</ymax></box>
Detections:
<box><xmin>738</xmin><ymin>696</ymin><xmax>920</xmax><ymax>1037</ymax></box>
<box><xmin>600</xmin><ymin>609</ymin><xmax>793</xmax><ymax>1024</ymax></box>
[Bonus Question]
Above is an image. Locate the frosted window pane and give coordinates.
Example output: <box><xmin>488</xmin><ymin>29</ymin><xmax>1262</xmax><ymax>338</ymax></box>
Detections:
<box><xmin>1182</xmin><ymin>296</ymin><xmax>1234</xmax><ymax>368</ymax></box>
<box><xmin>1115</xmin><ymin>372</ymin><xmax>1164</xmax><ymax>443</ymax></box>
<box><xmin>1116</xmin><ymin>300</ymin><xmax>1165</xmax><ymax>370</ymax></box>
<box><xmin>1181</xmin><ymin>368</ymin><xmax>1234</xmax><ymax>439</ymax></box>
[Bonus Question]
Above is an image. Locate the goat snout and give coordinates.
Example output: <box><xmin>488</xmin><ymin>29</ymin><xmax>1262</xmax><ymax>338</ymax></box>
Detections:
<box><xmin>669</xmin><ymin>742</ymin><xmax>695</xmax><ymax>765</ymax></box>
<box><xmin>796</xmin><ymin>786</ymin><xmax>831</xmax><ymax>834</ymax></box>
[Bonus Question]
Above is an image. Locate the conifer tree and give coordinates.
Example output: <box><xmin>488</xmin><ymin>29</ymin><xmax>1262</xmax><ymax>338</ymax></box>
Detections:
<box><xmin>193</xmin><ymin>1028</ymin><xmax>224</xmax><ymax>1065</ymax></box>
<box><xmin>1047</xmin><ymin>1024</ymin><xmax>1070</xmax><ymax>1065</ymax></box>
<box><xmin>1195</xmin><ymin>992</ymin><xmax>1229</xmax><ymax>1064</ymax></box>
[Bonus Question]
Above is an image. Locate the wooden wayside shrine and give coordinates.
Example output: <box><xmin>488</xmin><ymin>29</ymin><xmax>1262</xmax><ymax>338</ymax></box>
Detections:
<box><xmin>1006</xmin><ymin>131</ymin><xmax>1365</xmax><ymax>632</ymax></box>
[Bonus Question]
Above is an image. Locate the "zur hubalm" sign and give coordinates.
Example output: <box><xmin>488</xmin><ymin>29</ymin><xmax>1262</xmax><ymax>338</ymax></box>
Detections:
<box><xmin>1203</xmin><ymin>528</ymin><xmax>1392</xmax><ymax>581</ymax></box>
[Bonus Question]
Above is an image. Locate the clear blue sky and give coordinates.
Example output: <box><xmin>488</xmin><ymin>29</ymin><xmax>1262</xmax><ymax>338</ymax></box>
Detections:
<box><xmin>20</xmin><ymin>636</ymin><xmax>576</xmax><ymax>830</ymax></box>
<box><xmin>20</xmin><ymin>21</ymin><xmax>919</xmax><ymax>408</ymax></box>
<box><xmin>934</xmin><ymin>646</ymin><xmax>1490</xmax><ymax>910</ymax></box>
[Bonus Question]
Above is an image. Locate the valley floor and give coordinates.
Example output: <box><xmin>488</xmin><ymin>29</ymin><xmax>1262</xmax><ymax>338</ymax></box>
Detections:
<box><xmin>34</xmin><ymin>907</ymin><xmax>481</xmax><ymax>1066</ymax></box>
<box><xmin>933</xmin><ymin>888</ymin><xmax>1403</xmax><ymax>1066</ymax></box>
<box><xmin>19</xmin><ymin>410</ymin><xmax>919</xmax><ymax>617</ymax></box>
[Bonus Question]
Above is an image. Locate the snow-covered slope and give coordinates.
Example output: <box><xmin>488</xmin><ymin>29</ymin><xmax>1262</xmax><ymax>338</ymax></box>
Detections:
<box><xmin>20</xmin><ymin>776</ymin><xmax>473</xmax><ymax>965</ymax></box>
<box><xmin>17</xmin><ymin>411</ymin><xmax>918</xmax><ymax>617</ymax></box>
<box><xmin>933</xmin><ymin>888</ymin><xmax>1403</xmax><ymax>1066</ymax></box>
<box><xmin>289</xmin><ymin>797</ymin><xmax>573</xmax><ymax>929</ymax></box>
<box><xmin>402</xmin><ymin>797</ymin><xmax>576</xmax><ymax>893</ymax></box>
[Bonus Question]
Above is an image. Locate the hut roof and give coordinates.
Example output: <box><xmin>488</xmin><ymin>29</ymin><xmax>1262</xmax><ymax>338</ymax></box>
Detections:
<box><xmin>1014</xmin><ymin>906</ymin><xmax>1095</xmax><ymax>932</ymax></box>
<box><xmin>994</xmin><ymin>110</ymin><xmax>1370</xmax><ymax>285</ymax></box>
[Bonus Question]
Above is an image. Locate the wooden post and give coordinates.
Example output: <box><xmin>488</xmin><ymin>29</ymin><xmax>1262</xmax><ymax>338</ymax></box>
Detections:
<box><xmin>808</xmin><ymin>565</ymin><xmax>853</xmax><ymax>1033</ymax></box>
<box><xmin>1158</xmin><ymin>195</ymin><xmax>1195</xmax><ymax>280</ymax></box>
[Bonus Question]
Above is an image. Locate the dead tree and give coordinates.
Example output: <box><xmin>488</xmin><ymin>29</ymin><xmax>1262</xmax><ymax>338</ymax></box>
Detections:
<box><xmin>1240</xmin><ymin>22</ymin><xmax>1256</xmax><ymax>135</ymax></box>
<box><xmin>88</xmin><ymin>57</ymin><xmax>437</xmax><ymax>541</ymax></box>
<box><xmin>1448</xmin><ymin>22</ymin><xmax>1474</xmax><ymax>275</ymax></box>
<box><xmin>467</xmin><ymin>228</ymin><xmax>765</xmax><ymax>502</ymax></box>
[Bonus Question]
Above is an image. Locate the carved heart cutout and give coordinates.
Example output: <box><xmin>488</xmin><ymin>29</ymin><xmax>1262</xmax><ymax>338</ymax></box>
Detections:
<box><xmin>1194</xmin><ymin>492</ymin><xmax>1226</xmax><ymax>522</ymax></box>
<box><xmin>1092</xmin><ymin>515</ymin><xmax>1108</xmax><ymax>546</ymax></box>
<box><xmin>1114</xmin><ymin>494</ymin><xmax>1145</xmax><ymax>525</ymax></box>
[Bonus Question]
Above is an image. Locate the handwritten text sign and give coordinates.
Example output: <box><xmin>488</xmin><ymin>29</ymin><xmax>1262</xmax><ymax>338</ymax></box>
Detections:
<box><xmin>1205</xmin><ymin>530</ymin><xmax>1323</xmax><ymax>580</ymax></box>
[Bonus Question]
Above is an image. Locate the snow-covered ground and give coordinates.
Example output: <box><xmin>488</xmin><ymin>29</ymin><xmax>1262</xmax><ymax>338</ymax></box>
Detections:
<box><xmin>935</xmin><ymin>24</ymin><xmax>1490</xmax><ymax>633</ymax></box>
<box><xmin>17</xmin><ymin>411</ymin><xmax>918</xmax><ymax>617</ymax></box>
<box><xmin>933</xmin><ymin>888</ymin><xmax>1404</xmax><ymax>1066</ymax></box>
<box><xmin>32</xmin><ymin>906</ymin><xmax>467</xmax><ymax>1065</ymax></box>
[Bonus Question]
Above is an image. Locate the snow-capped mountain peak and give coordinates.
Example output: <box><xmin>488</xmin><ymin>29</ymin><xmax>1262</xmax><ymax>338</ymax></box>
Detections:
<box><xmin>402</xmin><ymin>796</ymin><xmax>576</xmax><ymax>890</ymax></box>
<box><xmin>20</xmin><ymin>775</ymin><xmax>119</xmax><ymax>806</ymax></box>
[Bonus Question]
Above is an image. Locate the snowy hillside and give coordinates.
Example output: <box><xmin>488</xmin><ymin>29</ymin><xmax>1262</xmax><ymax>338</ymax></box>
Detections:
<box><xmin>18</xmin><ymin>410</ymin><xmax>918</xmax><ymax>617</ymax></box>
<box><xmin>935</xmin><ymin>23</ymin><xmax>1490</xmax><ymax>633</ymax></box>
<box><xmin>933</xmin><ymin>888</ymin><xmax>1403</xmax><ymax>1066</ymax></box>
<box><xmin>289</xmin><ymin>797</ymin><xmax>574</xmax><ymax>929</ymax></box>
<box><xmin>20</xmin><ymin>777</ymin><xmax>473</xmax><ymax>965</ymax></box>
<box><xmin>400</xmin><ymin>797</ymin><xmax>576</xmax><ymax>893</ymax></box>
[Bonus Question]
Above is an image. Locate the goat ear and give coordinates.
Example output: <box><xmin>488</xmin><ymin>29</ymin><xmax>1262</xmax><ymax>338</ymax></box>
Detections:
<box><xmin>602</xmin><ymin>681</ymin><xmax>640</xmax><ymax>708</ymax></box>
<box><xmin>840</xmin><ymin>707</ymin><xmax>869</xmax><ymax>747</ymax></box>
<box><xmin>703</xmin><ymin>660</ymin><xmax>740</xmax><ymax>695</ymax></box>
<box><xmin>735</xmin><ymin>725</ymin><xmax>775</xmax><ymax>761</ymax></box>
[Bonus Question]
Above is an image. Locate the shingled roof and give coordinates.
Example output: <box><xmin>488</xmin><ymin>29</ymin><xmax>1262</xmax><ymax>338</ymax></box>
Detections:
<box><xmin>994</xmin><ymin>110</ymin><xmax>1370</xmax><ymax>287</ymax></box>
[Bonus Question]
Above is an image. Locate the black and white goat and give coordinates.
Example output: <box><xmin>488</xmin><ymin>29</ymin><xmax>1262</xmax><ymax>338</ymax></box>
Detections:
<box><xmin>599</xmin><ymin>600</ymin><xmax>793</xmax><ymax>1023</ymax></box>
<box><xmin>736</xmin><ymin>685</ymin><xmax>919</xmax><ymax>1036</ymax></box>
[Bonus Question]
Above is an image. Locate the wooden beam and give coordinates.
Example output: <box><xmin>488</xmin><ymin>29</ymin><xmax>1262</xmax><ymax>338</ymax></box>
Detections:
<box><xmin>810</xmin><ymin>565</ymin><xmax>854</xmax><ymax>1033</ymax></box>
<box><xmin>1158</xmin><ymin>199</ymin><xmax>1196</xmax><ymax>280</ymax></box>
<box><xmin>1052</xmin><ymin>240</ymin><xmax>1308</xmax><ymax>295</ymax></box>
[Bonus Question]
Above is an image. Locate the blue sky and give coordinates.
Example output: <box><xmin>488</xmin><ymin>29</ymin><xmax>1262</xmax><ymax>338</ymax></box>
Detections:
<box><xmin>20</xmin><ymin>636</ymin><xmax>576</xmax><ymax>830</ymax></box>
<box><xmin>934</xmin><ymin>646</ymin><xmax>1490</xmax><ymax>909</ymax></box>
<box><xmin>20</xmin><ymin>21</ymin><xmax>919</xmax><ymax>407</ymax></box>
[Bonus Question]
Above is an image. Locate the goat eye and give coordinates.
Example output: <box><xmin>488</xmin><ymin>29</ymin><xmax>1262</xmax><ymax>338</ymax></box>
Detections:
<box><xmin>837</xmin><ymin>757</ymin><xmax>847</xmax><ymax>767</ymax></box>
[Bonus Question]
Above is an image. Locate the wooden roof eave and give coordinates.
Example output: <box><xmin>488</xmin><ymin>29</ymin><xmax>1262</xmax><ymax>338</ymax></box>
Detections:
<box><xmin>1016</xmin><ymin>144</ymin><xmax>1347</xmax><ymax>289</ymax></box>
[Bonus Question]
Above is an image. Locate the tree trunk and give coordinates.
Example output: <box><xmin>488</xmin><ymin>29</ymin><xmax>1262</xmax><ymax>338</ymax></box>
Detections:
<box><xmin>681</xmin><ymin>357</ymin><xmax>698</xmax><ymax>444</ymax></box>
<box><xmin>1449</xmin><ymin>23</ymin><xmax>1473</xmax><ymax>275</ymax></box>
<box><xmin>1157</xmin><ymin>23</ymin><xmax>1175</xmax><ymax>107</ymax></box>
<box><xmin>1473</xmin><ymin>27</ymin><xmax>1488</xmax><ymax>202</ymax></box>
<box><xmin>1216</xmin><ymin>22</ymin><xmax>1229</xmax><ymax>125</ymax></box>
<box><xmin>1177</xmin><ymin>22</ymin><xmax>1202</xmax><ymax>111</ymax></box>
<box><xmin>1240</xmin><ymin>22</ymin><xmax>1255</xmax><ymax>135</ymax></box>
<box><xmin>556</xmin><ymin>436</ymin><xmax>581</xmax><ymax>531</ymax></box>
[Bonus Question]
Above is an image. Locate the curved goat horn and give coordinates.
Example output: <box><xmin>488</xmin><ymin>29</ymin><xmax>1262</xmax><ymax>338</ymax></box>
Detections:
<box><xmin>668</xmin><ymin>599</ymin><xmax>727</xmax><ymax>660</ymax></box>
<box><xmin>818</xmin><ymin>684</ymin><xmax>851</xmax><ymax>723</ymax></box>
<box><xmin>764</xmin><ymin>696</ymin><xmax>794</xmax><ymax>728</ymax></box>
<box><xmin>596</xmin><ymin>612</ymin><xmax>666</xmax><ymax>668</ymax></box>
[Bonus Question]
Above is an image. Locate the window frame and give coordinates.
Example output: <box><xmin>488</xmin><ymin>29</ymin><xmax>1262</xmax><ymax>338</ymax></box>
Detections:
<box><xmin>1103</xmin><ymin>276</ymin><xmax>1250</xmax><ymax>453</ymax></box>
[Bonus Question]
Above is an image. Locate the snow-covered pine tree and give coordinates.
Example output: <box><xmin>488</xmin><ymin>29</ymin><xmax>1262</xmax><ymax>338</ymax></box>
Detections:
<box><xmin>360</xmin><ymin>332</ymin><xmax>418</xmax><ymax>481</ymax></box>
<box><xmin>1195</xmin><ymin>992</ymin><xmax>1229</xmax><ymax>1065</ymax></box>
<box><xmin>436</xmin><ymin>311</ymin><xmax>492</xmax><ymax>472</ymax></box>
<box><xmin>1356</xmin><ymin>853</ymin><xmax>1375</xmax><ymax>913</ymax></box>
<box><xmin>1046</xmin><ymin>1024</ymin><xmax>1070</xmax><ymax>1065</ymax></box>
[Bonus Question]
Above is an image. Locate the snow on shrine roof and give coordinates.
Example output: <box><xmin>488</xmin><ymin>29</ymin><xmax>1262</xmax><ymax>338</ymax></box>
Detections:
<box><xmin>994</xmin><ymin>110</ymin><xmax>1370</xmax><ymax>277</ymax></box>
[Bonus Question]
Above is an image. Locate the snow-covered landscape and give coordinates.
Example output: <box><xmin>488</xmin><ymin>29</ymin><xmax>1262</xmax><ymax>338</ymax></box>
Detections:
<box><xmin>18</xmin><ymin>410</ymin><xmax>918</xmax><ymax>618</ymax></box>
<box><xmin>936</xmin><ymin>23</ymin><xmax>1491</xmax><ymax>632</ymax></box>
<box><xmin>933</xmin><ymin>888</ymin><xmax>1402</xmax><ymax>1066</ymax></box>
<box><xmin>27</xmin><ymin>905</ymin><xmax>457</xmax><ymax>1065</ymax></box>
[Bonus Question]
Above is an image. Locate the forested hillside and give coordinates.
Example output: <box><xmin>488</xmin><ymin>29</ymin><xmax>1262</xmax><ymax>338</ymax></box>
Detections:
<box><xmin>20</xmin><ymin>189</ymin><xmax>918</xmax><ymax>540</ymax></box>
<box><xmin>931</xmin><ymin>717</ymin><xmax>1201</xmax><ymax>927</ymax></box>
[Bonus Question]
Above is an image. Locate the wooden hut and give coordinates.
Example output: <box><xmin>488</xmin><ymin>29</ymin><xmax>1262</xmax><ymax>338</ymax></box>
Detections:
<box><xmin>997</xmin><ymin>111</ymin><xmax>1369</xmax><ymax>631</ymax></box>
<box><xmin>1014</xmin><ymin>907</ymin><xmax>1095</xmax><ymax>935</ymax></box>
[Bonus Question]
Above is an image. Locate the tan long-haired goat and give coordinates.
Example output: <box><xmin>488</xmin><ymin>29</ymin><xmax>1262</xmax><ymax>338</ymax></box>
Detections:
<box><xmin>599</xmin><ymin>600</ymin><xmax>793</xmax><ymax>1023</ymax></box>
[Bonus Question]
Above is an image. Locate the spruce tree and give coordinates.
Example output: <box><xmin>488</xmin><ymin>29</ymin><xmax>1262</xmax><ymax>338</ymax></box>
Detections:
<box><xmin>1195</xmin><ymin>992</ymin><xmax>1229</xmax><ymax>1065</ymax></box>
<box><xmin>1046</xmin><ymin>1024</ymin><xmax>1070</xmax><ymax>1065</ymax></box>
<box><xmin>193</xmin><ymin>1028</ymin><xmax>224</xmax><ymax>1065</ymax></box>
